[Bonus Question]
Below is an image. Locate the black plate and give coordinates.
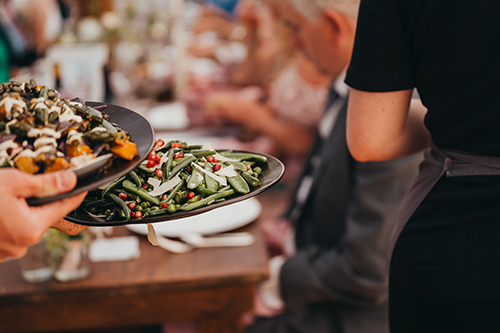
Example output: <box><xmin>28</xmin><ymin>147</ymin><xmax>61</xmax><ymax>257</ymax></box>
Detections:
<box><xmin>65</xmin><ymin>151</ymin><xmax>285</xmax><ymax>226</ymax></box>
<box><xmin>27</xmin><ymin>102</ymin><xmax>155</xmax><ymax>206</ymax></box>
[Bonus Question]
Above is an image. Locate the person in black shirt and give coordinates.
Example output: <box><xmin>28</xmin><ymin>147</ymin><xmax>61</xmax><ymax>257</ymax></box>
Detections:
<box><xmin>346</xmin><ymin>0</ymin><xmax>500</xmax><ymax>331</ymax></box>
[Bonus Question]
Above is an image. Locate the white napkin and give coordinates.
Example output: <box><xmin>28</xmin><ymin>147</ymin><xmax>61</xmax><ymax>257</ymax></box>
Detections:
<box><xmin>89</xmin><ymin>236</ymin><xmax>141</xmax><ymax>262</ymax></box>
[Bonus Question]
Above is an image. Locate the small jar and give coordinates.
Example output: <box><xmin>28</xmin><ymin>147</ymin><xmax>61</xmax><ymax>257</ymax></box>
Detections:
<box><xmin>19</xmin><ymin>239</ymin><xmax>53</xmax><ymax>283</ymax></box>
<box><xmin>43</xmin><ymin>229</ymin><xmax>91</xmax><ymax>282</ymax></box>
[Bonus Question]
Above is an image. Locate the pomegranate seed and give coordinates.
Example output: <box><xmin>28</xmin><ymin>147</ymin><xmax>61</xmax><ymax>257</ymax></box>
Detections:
<box><xmin>142</xmin><ymin>184</ymin><xmax>148</xmax><ymax>189</ymax></box>
<box><xmin>155</xmin><ymin>139</ymin><xmax>165</xmax><ymax>148</ymax></box>
<box><xmin>207</xmin><ymin>156</ymin><xmax>215</xmax><ymax>163</ymax></box>
<box><xmin>161</xmin><ymin>203</ymin><xmax>168</xmax><ymax>209</ymax></box>
<box><xmin>130</xmin><ymin>211</ymin><xmax>136</xmax><ymax>218</ymax></box>
<box><xmin>172</xmin><ymin>142</ymin><xmax>182</xmax><ymax>148</ymax></box>
<box><xmin>186</xmin><ymin>166</ymin><xmax>191</xmax><ymax>172</ymax></box>
<box><xmin>174</xmin><ymin>152</ymin><xmax>184</xmax><ymax>159</ymax></box>
<box><xmin>213</xmin><ymin>158</ymin><xmax>218</xmax><ymax>163</ymax></box>
<box><xmin>127</xmin><ymin>202</ymin><xmax>136</xmax><ymax>210</ymax></box>
<box><xmin>148</xmin><ymin>152</ymin><xmax>156</xmax><ymax>161</ymax></box>
<box><xmin>146</xmin><ymin>160</ymin><xmax>155</xmax><ymax>168</ymax></box>
<box><xmin>135</xmin><ymin>211</ymin><xmax>143</xmax><ymax>218</ymax></box>
<box><xmin>118</xmin><ymin>193</ymin><xmax>128</xmax><ymax>200</ymax></box>
<box><xmin>154</xmin><ymin>155</ymin><xmax>161</xmax><ymax>164</ymax></box>
<box><xmin>212</xmin><ymin>163</ymin><xmax>221</xmax><ymax>172</ymax></box>
<box><xmin>155</xmin><ymin>169</ymin><xmax>164</xmax><ymax>178</ymax></box>
<box><xmin>186</xmin><ymin>192</ymin><xmax>195</xmax><ymax>200</ymax></box>
<box><xmin>161</xmin><ymin>194</ymin><xmax>168</xmax><ymax>201</ymax></box>
<box><xmin>246</xmin><ymin>165</ymin><xmax>251</xmax><ymax>170</ymax></box>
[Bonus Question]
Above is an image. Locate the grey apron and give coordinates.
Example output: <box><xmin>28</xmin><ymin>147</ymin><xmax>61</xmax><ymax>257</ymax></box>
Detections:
<box><xmin>388</xmin><ymin>142</ymin><xmax>500</xmax><ymax>260</ymax></box>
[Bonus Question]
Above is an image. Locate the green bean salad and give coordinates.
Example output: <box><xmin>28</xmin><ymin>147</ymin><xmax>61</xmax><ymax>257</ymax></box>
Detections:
<box><xmin>81</xmin><ymin>139</ymin><xmax>267</xmax><ymax>222</ymax></box>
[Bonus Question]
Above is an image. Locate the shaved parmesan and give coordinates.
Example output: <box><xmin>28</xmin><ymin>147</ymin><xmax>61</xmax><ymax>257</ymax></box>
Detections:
<box><xmin>148</xmin><ymin>177</ymin><xmax>162</xmax><ymax>189</ymax></box>
<box><xmin>148</xmin><ymin>175</ymin><xmax>182</xmax><ymax>196</ymax></box>
<box><xmin>192</xmin><ymin>162</ymin><xmax>227</xmax><ymax>186</ymax></box>
<box><xmin>215</xmin><ymin>164</ymin><xmax>237</xmax><ymax>177</ymax></box>
<box><xmin>204</xmin><ymin>142</ymin><xmax>240</xmax><ymax>162</ymax></box>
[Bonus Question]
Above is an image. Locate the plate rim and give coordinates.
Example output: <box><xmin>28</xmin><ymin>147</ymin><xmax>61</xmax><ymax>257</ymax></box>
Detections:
<box><xmin>26</xmin><ymin>102</ymin><xmax>155</xmax><ymax>206</ymax></box>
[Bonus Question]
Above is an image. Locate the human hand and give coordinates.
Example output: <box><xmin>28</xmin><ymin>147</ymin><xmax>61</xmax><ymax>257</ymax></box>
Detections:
<box><xmin>0</xmin><ymin>169</ymin><xmax>87</xmax><ymax>260</ymax></box>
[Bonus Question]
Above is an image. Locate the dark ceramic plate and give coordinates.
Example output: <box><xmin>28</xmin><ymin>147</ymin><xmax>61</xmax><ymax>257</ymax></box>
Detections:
<box><xmin>27</xmin><ymin>102</ymin><xmax>155</xmax><ymax>206</ymax></box>
<box><xmin>65</xmin><ymin>151</ymin><xmax>285</xmax><ymax>226</ymax></box>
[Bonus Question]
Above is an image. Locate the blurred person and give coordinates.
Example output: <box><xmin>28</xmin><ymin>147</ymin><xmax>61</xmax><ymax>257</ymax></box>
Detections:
<box><xmin>345</xmin><ymin>0</ymin><xmax>500</xmax><ymax>332</ymax></box>
<box><xmin>10</xmin><ymin>0</ymin><xmax>63</xmax><ymax>55</ymax></box>
<box><xmin>206</xmin><ymin>51</ymin><xmax>331</xmax><ymax>159</ymax></box>
<box><xmin>0</xmin><ymin>169</ymin><xmax>87</xmax><ymax>260</ymax></box>
<box><xmin>243</xmin><ymin>0</ymin><xmax>423</xmax><ymax>332</ymax></box>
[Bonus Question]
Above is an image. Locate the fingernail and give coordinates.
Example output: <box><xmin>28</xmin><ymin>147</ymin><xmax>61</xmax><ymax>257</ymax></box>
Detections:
<box><xmin>55</xmin><ymin>171</ymin><xmax>75</xmax><ymax>190</ymax></box>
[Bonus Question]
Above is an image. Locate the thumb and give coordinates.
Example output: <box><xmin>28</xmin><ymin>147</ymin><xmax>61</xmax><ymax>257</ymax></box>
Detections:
<box><xmin>14</xmin><ymin>171</ymin><xmax>78</xmax><ymax>198</ymax></box>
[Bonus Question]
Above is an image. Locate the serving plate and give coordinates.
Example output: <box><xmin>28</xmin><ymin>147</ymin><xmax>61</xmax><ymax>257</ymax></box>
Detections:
<box><xmin>27</xmin><ymin>102</ymin><xmax>155</xmax><ymax>206</ymax></box>
<box><xmin>126</xmin><ymin>198</ymin><xmax>261</xmax><ymax>237</ymax></box>
<box><xmin>65</xmin><ymin>150</ymin><xmax>285</xmax><ymax>226</ymax></box>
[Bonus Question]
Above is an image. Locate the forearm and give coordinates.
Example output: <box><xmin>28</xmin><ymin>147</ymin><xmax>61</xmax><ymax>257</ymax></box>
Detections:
<box><xmin>244</xmin><ymin>104</ymin><xmax>314</xmax><ymax>156</ymax></box>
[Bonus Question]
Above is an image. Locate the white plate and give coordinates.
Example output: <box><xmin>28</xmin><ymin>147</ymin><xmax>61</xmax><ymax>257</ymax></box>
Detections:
<box><xmin>125</xmin><ymin>198</ymin><xmax>262</xmax><ymax>237</ymax></box>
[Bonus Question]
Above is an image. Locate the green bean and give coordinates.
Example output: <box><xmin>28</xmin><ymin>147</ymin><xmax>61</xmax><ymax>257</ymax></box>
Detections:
<box><xmin>122</xmin><ymin>180</ymin><xmax>160</xmax><ymax>206</ymax></box>
<box><xmin>106</xmin><ymin>211</ymin><xmax>117</xmax><ymax>221</ymax></box>
<box><xmin>106</xmin><ymin>193</ymin><xmax>130</xmax><ymax>221</ymax></box>
<box><xmin>168</xmin><ymin>155</ymin><xmax>196</xmax><ymax>180</ymax></box>
<box><xmin>143</xmin><ymin>208</ymin><xmax>168</xmax><ymax>218</ymax></box>
<box><xmin>128</xmin><ymin>170</ymin><xmax>142</xmax><ymax>188</ymax></box>
<box><xmin>163</xmin><ymin>148</ymin><xmax>176</xmax><ymax>180</ymax></box>
<box><xmin>177</xmin><ymin>189</ymin><xmax>235</xmax><ymax>211</ymax></box>
<box><xmin>84</xmin><ymin>198</ymin><xmax>108</xmax><ymax>210</ymax></box>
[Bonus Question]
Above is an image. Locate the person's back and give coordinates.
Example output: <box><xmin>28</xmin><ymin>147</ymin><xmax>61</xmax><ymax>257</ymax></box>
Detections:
<box><xmin>346</xmin><ymin>1</ymin><xmax>500</xmax><ymax>331</ymax></box>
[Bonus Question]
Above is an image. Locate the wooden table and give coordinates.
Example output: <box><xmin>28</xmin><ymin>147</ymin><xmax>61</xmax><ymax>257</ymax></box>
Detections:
<box><xmin>0</xmin><ymin>190</ymin><xmax>289</xmax><ymax>333</ymax></box>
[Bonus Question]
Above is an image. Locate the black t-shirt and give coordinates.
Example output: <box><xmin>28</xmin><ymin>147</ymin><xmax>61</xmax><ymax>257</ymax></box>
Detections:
<box><xmin>346</xmin><ymin>0</ymin><xmax>500</xmax><ymax>156</ymax></box>
<box><xmin>346</xmin><ymin>0</ymin><xmax>500</xmax><ymax>301</ymax></box>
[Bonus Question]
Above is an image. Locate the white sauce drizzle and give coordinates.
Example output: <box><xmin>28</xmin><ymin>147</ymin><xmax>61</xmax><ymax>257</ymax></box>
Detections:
<box><xmin>27</xmin><ymin>128</ymin><xmax>61</xmax><ymax>139</ymax></box>
<box><xmin>0</xmin><ymin>97</ymin><xmax>26</xmax><ymax>120</ymax></box>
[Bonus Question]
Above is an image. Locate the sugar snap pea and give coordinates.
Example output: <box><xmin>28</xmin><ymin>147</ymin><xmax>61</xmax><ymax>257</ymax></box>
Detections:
<box><xmin>190</xmin><ymin>150</ymin><xmax>216</xmax><ymax>158</ymax></box>
<box><xmin>122</xmin><ymin>180</ymin><xmax>160</xmax><ymax>206</ymax></box>
<box><xmin>187</xmin><ymin>165</ymin><xmax>204</xmax><ymax>189</ymax></box>
<box><xmin>227</xmin><ymin>172</ymin><xmax>250</xmax><ymax>194</ymax></box>
<box><xmin>204</xmin><ymin>163</ymin><xmax>219</xmax><ymax>193</ymax></box>
<box><xmin>219</xmin><ymin>151</ymin><xmax>267</xmax><ymax>163</ymax></box>
<box><xmin>237</xmin><ymin>169</ymin><xmax>261</xmax><ymax>187</ymax></box>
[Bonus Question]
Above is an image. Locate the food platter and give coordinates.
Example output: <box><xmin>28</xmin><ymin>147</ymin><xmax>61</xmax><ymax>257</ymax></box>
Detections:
<box><xmin>64</xmin><ymin>150</ymin><xmax>285</xmax><ymax>226</ymax></box>
<box><xmin>27</xmin><ymin>102</ymin><xmax>155</xmax><ymax>206</ymax></box>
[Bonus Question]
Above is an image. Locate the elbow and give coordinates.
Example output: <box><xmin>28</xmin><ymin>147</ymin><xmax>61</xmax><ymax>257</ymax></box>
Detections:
<box><xmin>346</xmin><ymin>137</ymin><xmax>384</xmax><ymax>162</ymax></box>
